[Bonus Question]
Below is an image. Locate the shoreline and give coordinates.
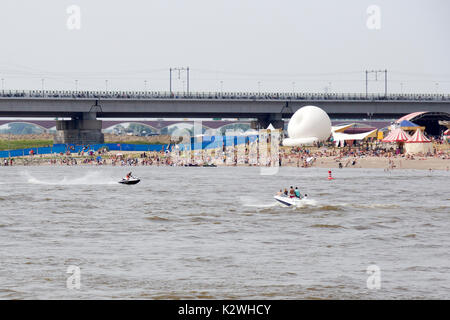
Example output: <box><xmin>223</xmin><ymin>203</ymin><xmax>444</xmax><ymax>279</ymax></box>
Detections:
<box><xmin>284</xmin><ymin>155</ymin><xmax>450</xmax><ymax>171</ymax></box>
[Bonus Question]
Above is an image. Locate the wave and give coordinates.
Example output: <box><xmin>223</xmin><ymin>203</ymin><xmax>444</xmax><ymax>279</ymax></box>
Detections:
<box><xmin>292</xmin><ymin>203</ymin><xmax>344</xmax><ymax>213</ymax></box>
<box><xmin>239</xmin><ymin>196</ymin><xmax>278</xmax><ymax>208</ymax></box>
<box><xmin>22</xmin><ymin>171</ymin><xmax>118</xmax><ymax>185</ymax></box>
<box><xmin>293</xmin><ymin>198</ymin><xmax>318</xmax><ymax>207</ymax></box>
<box><xmin>244</xmin><ymin>203</ymin><xmax>278</xmax><ymax>208</ymax></box>
<box><xmin>145</xmin><ymin>216</ymin><xmax>171</xmax><ymax>222</ymax></box>
<box><xmin>343</xmin><ymin>203</ymin><xmax>401</xmax><ymax>209</ymax></box>
<box><xmin>311</xmin><ymin>224</ymin><xmax>345</xmax><ymax>229</ymax></box>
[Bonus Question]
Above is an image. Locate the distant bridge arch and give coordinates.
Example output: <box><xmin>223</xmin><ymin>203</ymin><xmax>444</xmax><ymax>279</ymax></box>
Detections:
<box><xmin>159</xmin><ymin>122</ymin><xmax>216</xmax><ymax>136</ymax></box>
<box><xmin>0</xmin><ymin>121</ymin><xmax>51</xmax><ymax>134</ymax></box>
<box><xmin>102</xmin><ymin>121</ymin><xmax>160</xmax><ymax>134</ymax></box>
<box><xmin>0</xmin><ymin>119</ymin><xmax>56</xmax><ymax>129</ymax></box>
<box><xmin>215</xmin><ymin>122</ymin><xmax>252</xmax><ymax>135</ymax></box>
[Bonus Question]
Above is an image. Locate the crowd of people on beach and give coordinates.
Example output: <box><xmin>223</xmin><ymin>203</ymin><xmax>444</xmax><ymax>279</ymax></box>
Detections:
<box><xmin>1</xmin><ymin>136</ymin><xmax>449</xmax><ymax>169</ymax></box>
<box><xmin>281</xmin><ymin>141</ymin><xmax>450</xmax><ymax>166</ymax></box>
<box><xmin>2</xmin><ymin>146</ymin><xmax>449</xmax><ymax>168</ymax></box>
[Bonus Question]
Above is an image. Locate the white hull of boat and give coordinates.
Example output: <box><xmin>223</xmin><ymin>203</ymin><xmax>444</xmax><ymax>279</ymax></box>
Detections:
<box><xmin>274</xmin><ymin>195</ymin><xmax>307</xmax><ymax>207</ymax></box>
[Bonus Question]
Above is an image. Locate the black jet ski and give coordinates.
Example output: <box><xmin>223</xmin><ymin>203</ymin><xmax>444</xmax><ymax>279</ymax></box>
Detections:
<box><xmin>118</xmin><ymin>177</ymin><xmax>141</xmax><ymax>185</ymax></box>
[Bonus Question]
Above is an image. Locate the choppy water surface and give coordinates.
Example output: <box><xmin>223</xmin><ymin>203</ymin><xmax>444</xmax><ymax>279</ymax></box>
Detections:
<box><xmin>0</xmin><ymin>166</ymin><xmax>449</xmax><ymax>299</ymax></box>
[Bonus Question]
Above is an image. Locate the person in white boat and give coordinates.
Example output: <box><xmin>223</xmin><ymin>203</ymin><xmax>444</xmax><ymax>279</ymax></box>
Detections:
<box><xmin>289</xmin><ymin>186</ymin><xmax>295</xmax><ymax>198</ymax></box>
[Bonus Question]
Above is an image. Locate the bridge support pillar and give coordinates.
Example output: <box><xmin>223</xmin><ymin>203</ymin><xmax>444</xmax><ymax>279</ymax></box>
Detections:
<box><xmin>252</xmin><ymin>114</ymin><xmax>285</xmax><ymax>131</ymax></box>
<box><xmin>55</xmin><ymin>113</ymin><xmax>104</xmax><ymax>145</ymax></box>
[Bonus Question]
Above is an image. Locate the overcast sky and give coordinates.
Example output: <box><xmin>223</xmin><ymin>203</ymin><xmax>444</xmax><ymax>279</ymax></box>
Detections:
<box><xmin>0</xmin><ymin>0</ymin><xmax>449</xmax><ymax>94</ymax></box>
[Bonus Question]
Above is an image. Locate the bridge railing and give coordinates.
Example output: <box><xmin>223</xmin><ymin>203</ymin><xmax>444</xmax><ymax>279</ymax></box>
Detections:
<box><xmin>0</xmin><ymin>90</ymin><xmax>449</xmax><ymax>101</ymax></box>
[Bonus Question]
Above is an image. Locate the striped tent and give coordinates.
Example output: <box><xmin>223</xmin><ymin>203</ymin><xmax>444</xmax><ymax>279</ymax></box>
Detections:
<box><xmin>382</xmin><ymin>128</ymin><xmax>411</xmax><ymax>142</ymax></box>
<box><xmin>444</xmin><ymin>129</ymin><xmax>450</xmax><ymax>142</ymax></box>
<box><xmin>405</xmin><ymin>129</ymin><xmax>432</xmax><ymax>154</ymax></box>
<box><xmin>407</xmin><ymin>129</ymin><xmax>431</xmax><ymax>143</ymax></box>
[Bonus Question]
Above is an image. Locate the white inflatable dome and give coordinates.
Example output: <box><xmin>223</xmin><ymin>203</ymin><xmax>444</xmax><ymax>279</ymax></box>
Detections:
<box><xmin>282</xmin><ymin>105</ymin><xmax>331</xmax><ymax>146</ymax></box>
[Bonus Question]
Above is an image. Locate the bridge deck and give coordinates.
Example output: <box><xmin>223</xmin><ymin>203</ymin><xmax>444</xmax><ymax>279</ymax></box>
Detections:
<box><xmin>1</xmin><ymin>90</ymin><xmax>449</xmax><ymax>101</ymax></box>
<box><xmin>0</xmin><ymin>90</ymin><xmax>449</xmax><ymax>120</ymax></box>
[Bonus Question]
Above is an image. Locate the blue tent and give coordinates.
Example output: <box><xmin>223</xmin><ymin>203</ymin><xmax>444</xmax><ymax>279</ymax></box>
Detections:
<box><xmin>399</xmin><ymin>120</ymin><xmax>418</xmax><ymax>127</ymax></box>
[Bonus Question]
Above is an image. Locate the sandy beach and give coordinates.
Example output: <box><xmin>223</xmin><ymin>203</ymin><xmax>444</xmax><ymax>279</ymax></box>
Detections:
<box><xmin>3</xmin><ymin>149</ymin><xmax>449</xmax><ymax>171</ymax></box>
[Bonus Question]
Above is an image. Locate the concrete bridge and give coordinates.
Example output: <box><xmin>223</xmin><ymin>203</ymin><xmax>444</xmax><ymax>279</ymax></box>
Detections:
<box><xmin>0</xmin><ymin>90</ymin><xmax>449</xmax><ymax>144</ymax></box>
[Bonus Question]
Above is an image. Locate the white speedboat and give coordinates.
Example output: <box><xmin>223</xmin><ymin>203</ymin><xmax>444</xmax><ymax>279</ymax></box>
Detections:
<box><xmin>274</xmin><ymin>195</ymin><xmax>307</xmax><ymax>207</ymax></box>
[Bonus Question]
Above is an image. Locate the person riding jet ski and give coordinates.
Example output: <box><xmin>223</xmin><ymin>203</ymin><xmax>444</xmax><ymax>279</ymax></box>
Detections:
<box><xmin>119</xmin><ymin>172</ymin><xmax>140</xmax><ymax>185</ymax></box>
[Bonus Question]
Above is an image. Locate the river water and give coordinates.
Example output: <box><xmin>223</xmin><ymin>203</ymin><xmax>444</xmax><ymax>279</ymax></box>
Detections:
<box><xmin>0</xmin><ymin>166</ymin><xmax>449</xmax><ymax>299</ymax></box>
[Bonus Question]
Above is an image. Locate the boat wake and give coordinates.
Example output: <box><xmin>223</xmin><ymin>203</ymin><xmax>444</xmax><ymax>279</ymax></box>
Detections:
<box><xmin>291</xmin><ymin>198</ymin><xmax>318</xmax><ymax>207</ymax></box>
<box><xmin>239</xmin><ymin>196</ymin><xmax>278</xmax><ymax>208</ymax></box>
<box><xmin>22</xmin><ymin>171</ymin><xmax>118</xmax><ymax>185</ymax></box>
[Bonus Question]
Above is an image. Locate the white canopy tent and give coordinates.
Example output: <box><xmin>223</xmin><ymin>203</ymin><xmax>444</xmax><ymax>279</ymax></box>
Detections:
<box><xmin>332</xmin><ymin>129</ymin><xmax>377</xmax><ymax>147</ymax></box>
<box><xmin>331</xmin><ymin>123</ymin><xmax>355</xmax><ymax>133</ymax></box>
